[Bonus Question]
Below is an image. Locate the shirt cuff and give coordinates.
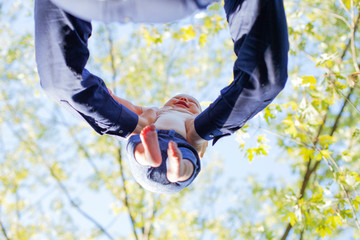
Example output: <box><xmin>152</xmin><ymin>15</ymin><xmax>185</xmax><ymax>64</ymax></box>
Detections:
<box><xmin>113</xmin><ymin>106</ymin><xmax>139</xmax><ymax>138</ymax></box>
<box><xmin>194</xmin><ymin>107</ymin><xmax>226</xmax><ymax>141</ymax></box>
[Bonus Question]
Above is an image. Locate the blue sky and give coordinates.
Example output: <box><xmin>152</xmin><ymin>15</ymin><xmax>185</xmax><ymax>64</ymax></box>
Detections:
<box><xmin>1</xmin><ymin>0</ymin><xmax>357</xmax><ymax>239</ymax></box>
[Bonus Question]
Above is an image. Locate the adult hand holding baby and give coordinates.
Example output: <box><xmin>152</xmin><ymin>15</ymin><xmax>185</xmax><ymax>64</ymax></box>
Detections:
<box><xmin>185</xmin><ymin>117</ymin><xmax>207</xmax><ymax>158</ymax></box>
<box><xmin>133</xmin><ymin>108</ymin><xmax>158</xmax><ymax>134</ymax></box>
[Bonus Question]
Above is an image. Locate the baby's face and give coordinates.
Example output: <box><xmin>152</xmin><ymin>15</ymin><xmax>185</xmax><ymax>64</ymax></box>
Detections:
<box><xmin>163</xmin><ymin>94</ymin><xmax>202</xmax><ymax>115</ymax></box>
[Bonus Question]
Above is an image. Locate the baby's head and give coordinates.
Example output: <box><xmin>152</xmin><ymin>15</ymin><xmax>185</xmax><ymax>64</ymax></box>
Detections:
<box><xmin>163</xmin><ymin>94</ymin><xmax>207</xmax><ymax>157</ymax></box>
<box><xmin>162</xmin><ymin>94</ymin><xmax>202</xmax><ymax>115</ymax></box>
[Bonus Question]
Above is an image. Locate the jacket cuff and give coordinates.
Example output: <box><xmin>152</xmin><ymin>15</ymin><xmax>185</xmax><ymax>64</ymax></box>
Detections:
<box><xmin>194</xmin><ymin>108</ymin><xmax>224</xmax><ymax>141</ymax></box>
<box><xmin>112</xmin><ymin>106</ymin><xmax>139</xmax><ymax>138</ymax></box>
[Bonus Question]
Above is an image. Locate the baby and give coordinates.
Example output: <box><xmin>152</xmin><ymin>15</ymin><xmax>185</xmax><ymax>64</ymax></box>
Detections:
<box><xmin>109</xmin><ymin>91</ymin><xmax>207</xmax><ymax>194</ymax></box>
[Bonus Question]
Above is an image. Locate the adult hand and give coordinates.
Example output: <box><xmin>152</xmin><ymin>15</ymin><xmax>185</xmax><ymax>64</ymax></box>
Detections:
<box><xmin>133</xmin><ymin>108</ymin><xmax>158</xmax><ymax>134</ymax></box>
<box><xmin>185</xmin><ymin>117</ymin><xmax>208</xmax><ymax>158</ymax></box>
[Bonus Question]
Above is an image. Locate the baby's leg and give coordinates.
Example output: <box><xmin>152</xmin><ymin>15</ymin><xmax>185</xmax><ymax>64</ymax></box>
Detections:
<box><xmin>134</xmin><ymin>125</ymin><xmax>162</xmax><ymax>167</ymax></box>
<box><xmin>166</xmin><ymin>141</ymin><xmax>194</xmax><ymax>183</ymax></box>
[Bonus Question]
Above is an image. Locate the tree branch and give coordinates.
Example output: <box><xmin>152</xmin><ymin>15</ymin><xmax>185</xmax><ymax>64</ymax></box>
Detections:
<box><xmin>281</xmin><ymin>88</ymin><xmax>355</xmax><ymax>239</ymax></box>
<box><xmin>281</xmin><ymin>93</ymin><xmax>355</xmax><ymax>239</ymax></box>
<box><xmin>311</xmin><ymin>144</ymin><xmax>360</xmax><ymax>230</ymax></box>
<box><xmin>147</xmin><ymin>203</ymin><xmax>157</xmax><ymax>240</ymax></box>
<box><xmin>66</xmin><ymin>123</ymin><xmax>101</xmax><ymax>175</ymax></box>
<box><xmin>280</xmin><ymin>9</ymin><xmax>360</xmax><ymax>236</ymax></box>
<box><xmin>49</xmin><ymin>167</ymin><xmax>115</xmax><ymax>240</ymax></box>
<box><xmin>0</xmin><ymin>219</ymin><xmax>10</xmax><ymax>240</ymax></box>
<box><xmin>4</xmin><ymin>104</ymin><xmax>114</xmax><ymax>240</ymax></box>
<box><xmin>50</xmin><ymin>109</ymin><xmax>101</xmax><ymax>174</ymax></box>
<box><xmin>105</xmin><ymin>25</ymin><xmax>118</xmax><ymax>83</ymax></box>
<box><xmin>340</xmin><ymin>11</ymin><xmax>360</xmax><ymax>59</ymax></box>
<box><xmin>143</xmin><ymin>194</ymin><xmax>158</xmax><ymax>240</ymax></box>
<box><xmin>104</xmin><ymin>24</ymin><xmax>140</xmax><ymax>240</ymax></box>
<box><xmin>330</xmin><ymin>88</ymin><xmax>355</xmax><ymax>136</ymax></box>
<box><xmin>117</xmin><ymin>147</ymin><xmax>139</xmax><ymax>240</ymax></box>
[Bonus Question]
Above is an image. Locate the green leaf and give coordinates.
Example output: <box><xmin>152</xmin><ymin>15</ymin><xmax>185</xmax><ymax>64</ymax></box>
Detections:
<box><xmin>299</xmin><ymin>148</ymin><xmax>315</xmax><ymax>161</ymax></box>
<box><xmin>318</xmin><ymin>135</ymin><xmax>337</xmax><ymax>148</ymax></box>
<box><xmin>353</xmin><ymin>128</ymin><xmax>360</xmax><ymax>138</ymax></box>
<box><xmin>289</xmin><ymin>212</ymin><xmax>297</xmax><ymax>226</ymax></box>
<box><xmin>282</xmin><ymin>117</ymin><xmax>298</xmax><ymax>137</ymax></box>
<box><xmin>246</xmin><ymin>149</ymin><xmax>255</xmax><ymax>162</ymax></box>
<box><xmin>199</xmin><ymin>33</ymin><xmax>207</xmax><ymax>47</ymax></box>
<box><xmin>180</xmin><ymin>25</ymin><xmax>196</xmax><ymax>41</ymax></box>
<box><xmin>301</xmin><ymin>75</ymin><xmax>317</xmax><ymax>89</ymax></box>
<box><xmin>353</xmin><ymin>196</ymin><xmax>360</xmax><ymax>210</ymax></box>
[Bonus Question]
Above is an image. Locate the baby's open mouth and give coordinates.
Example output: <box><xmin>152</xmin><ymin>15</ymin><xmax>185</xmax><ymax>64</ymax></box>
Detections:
<box><xmin>175</xmin><ymin>100</ymin><xmax>188</xmax><ymax>108</ymax></box>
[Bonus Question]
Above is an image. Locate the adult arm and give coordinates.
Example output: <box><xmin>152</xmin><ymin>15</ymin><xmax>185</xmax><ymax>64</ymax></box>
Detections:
<box><xmin>192</xmin><ymin>0</ymin><xmax>289</xmax><ymax>145</ymax></box>
<box><xmin>108</xmin><ymin>90</ymin><xmax>160</xmax><ymax>134</ymax></box>
<box><xmin>108</xmin><ymin>89</ymin><xmax>143</xmax><ymax>115</ymax></box>
<box><xmin>35</xmin><ymin>0</ymin><xmax>138</xmax><ymax>138</ymax></box>
<box><xmin>50</xmin><ymin>0</ymin><xmax>220</xmax><ymax>23</ymax></box>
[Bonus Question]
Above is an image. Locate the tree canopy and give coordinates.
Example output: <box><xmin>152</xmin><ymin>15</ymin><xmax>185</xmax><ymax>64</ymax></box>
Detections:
<box><xmin>0</xmin><ymin>0</ymin><xmax>359</xmax><ymax>239</ymax></box>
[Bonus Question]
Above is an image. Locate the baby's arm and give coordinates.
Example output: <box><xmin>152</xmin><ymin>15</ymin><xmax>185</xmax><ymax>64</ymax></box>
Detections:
<box><xmin>185</xmin><ymin>117</ymin><xmax>208</xmax><ymax>158</ymax></box>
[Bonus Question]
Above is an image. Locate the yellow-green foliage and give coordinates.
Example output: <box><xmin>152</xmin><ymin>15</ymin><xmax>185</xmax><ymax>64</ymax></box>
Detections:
<box><xmin>0</xmin><ymin>0</ymin><xmax>359</xmax><ymax>240</ymax></box>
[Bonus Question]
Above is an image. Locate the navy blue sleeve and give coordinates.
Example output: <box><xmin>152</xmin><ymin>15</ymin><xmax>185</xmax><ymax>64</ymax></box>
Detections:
<box><xmin>35</xmin><ymin>0</ymin><xmax>138</xmax><ymax>138</ymax></box>
<box><xmin>194</xmin><ymin>0</ymin><xmax>289</xmax><ymax>144</ymax></box>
